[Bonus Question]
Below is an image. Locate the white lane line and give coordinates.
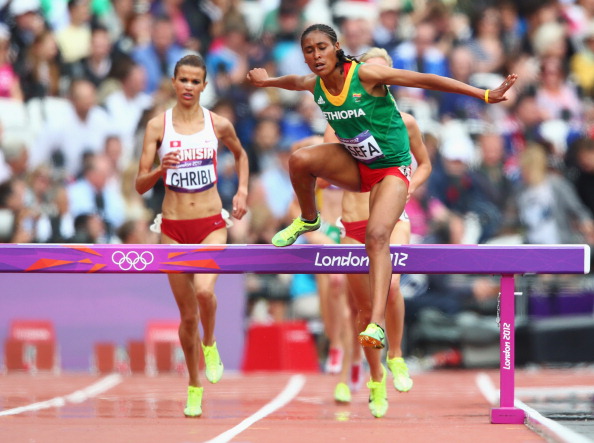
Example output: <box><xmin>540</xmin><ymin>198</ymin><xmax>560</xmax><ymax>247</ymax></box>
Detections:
<box><xmin>476</xmin><ymin>372</ymin><xmax>591</xmax><ymax>443</ymax></box>
<box><xmin>0</xmin><ymin>374</ymin><xmax>123</xmax><ymax>416</ymax></box>
<box><xmin>204</xmin><ymin>374</ymin><xmax>306</xmax><ymax>443</ymax></box>
<box><xmin>518</xmin><ymin>400</ymin><xmax>592</xmax><ymax>443</ymax></box>
<box><xmin>476</xmin><ymin>372</ymin><xmax>499</xmax><ymax>405</ymax></box>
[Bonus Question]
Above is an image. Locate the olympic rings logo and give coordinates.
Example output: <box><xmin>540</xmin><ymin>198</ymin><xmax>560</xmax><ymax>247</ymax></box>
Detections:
<box><xmin>111</xmin><ymin>250</ymin><xmax>155</xmax><ymax>271</ymax></box>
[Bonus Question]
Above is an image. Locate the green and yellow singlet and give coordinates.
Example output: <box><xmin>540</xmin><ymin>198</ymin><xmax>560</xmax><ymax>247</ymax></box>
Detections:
<box><xmin>313</xmin><ymin>62</ymin><xmax>411</xmax><ymax>169</ymax></box>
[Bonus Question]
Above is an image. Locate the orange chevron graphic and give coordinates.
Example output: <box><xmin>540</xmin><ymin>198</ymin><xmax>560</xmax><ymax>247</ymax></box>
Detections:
<box><xmin>167</xmin><ymin>246</ymin><xmax>226</xmax><ymax>259</ymax></box>
<box><xmin>161</xmin><ymin>259</ymin><xmax>220</xmax><ymax>269</ymax></box>
<box><xmin>66</xmin><ymin>246</ymin><xmax>102</xmax><ymax>256</ymax></box>
<box><xmin>27</xmin><ymin>258</ymin><xmax>74</xmax><ymax>271</ymax></box>
<box><xmin>79</xmin><ymin>258</ymin><xmax>93</xmax><ymax>263</ymax></box>
<box><xmin>89</xmin><ymin>264</ymin><xmax>106</xmax><ymax>272</ymax></box>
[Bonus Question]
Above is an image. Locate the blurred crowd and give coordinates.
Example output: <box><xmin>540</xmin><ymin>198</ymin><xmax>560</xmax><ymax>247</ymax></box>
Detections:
<box><xmin>0</xmin><ymin>0</ymin><xmax>593</xmax><ymax>359</ymax></box>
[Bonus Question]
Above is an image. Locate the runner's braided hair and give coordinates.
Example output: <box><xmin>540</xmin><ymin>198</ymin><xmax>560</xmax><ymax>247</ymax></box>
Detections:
<box><xmin>300</xmin><ymin>24</ymin><xmax>359</xmax><ymax>73</ymax></box>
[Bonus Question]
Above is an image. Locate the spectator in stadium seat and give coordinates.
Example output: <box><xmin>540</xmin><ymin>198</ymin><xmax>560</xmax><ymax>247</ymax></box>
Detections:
<box><xmin>466</xmin><ymin>6</ymin><xmax>505</xmax><ymax>75</ymax></box>
<box><xmin>571</xmin><ymin>24</ymin><xmax>594</xmax><ymax>98</ymax></box>
<box><xmin>437</xmin><ymin>45</ymin><xmax>485</xmax><ymax>121</ymax></box>
<box><xmin>131</xmin><ymin>14</ymin><xmax>187</xmax><ymax>94</ymax></box>
<box><xmin>30</xmin><ymin>78</ymin><xmax>113</xmax><ymax>179</ymax></box>
<box><xmin>65</xmin><ymin>25</ymin><xmax>114</xmax><ymax>89</ymax></box>
<box><xmin>66</xmin><ymin>152</ymin><xmax>126</xmax><ymax>241</ymax></box>
<box><xmin>8</xmin><ymin>0</ymin><xmax>48</xmax><ymax>76</ymax></box>
<box><xmin>103</xmin><ymin>60</ymin><xmax>153</xmax><ymax>168</ymax></box>
<box><xmin>18</xmin><ymin>30</ymin><xmax>65</xmax><ymax>101</ymax></box>
<box><xmin>516</xmin><ymin>143</ymin><xmax>594</xmax><ymax>245</ymax></box>
<box><xmin>391</xmin><ymin>20</ymin><xmax>448</xmax><ymax>101</ymax></box>
<box><xmin>0</xmin><ymin>24</ymin><xmax>23</xmax><ymax>101</ymax></box>
<box><xmin>55</xmin><ymin>0</ymin><xmax>92</xmax><ymax>64</ymax></box>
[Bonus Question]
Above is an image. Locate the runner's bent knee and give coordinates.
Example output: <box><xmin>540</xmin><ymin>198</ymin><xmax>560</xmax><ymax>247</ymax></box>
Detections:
<box><xmin>292</xmin><ymin>143</ymin><xmax>360</xmax><ymax>190</ymax></box>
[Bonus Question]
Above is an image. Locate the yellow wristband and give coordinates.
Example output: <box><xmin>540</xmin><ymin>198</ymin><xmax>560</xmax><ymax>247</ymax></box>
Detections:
<box><xmin>484</xmin><ymin>89</ymin><xmax>490</xmax><ymax>104</ymax></box>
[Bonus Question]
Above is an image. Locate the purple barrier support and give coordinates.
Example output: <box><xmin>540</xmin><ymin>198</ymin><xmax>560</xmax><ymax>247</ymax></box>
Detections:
<box><xmin>491</xmin><ymin>275</ymin><xmax>525</xmax><ymax>424</ymax></box>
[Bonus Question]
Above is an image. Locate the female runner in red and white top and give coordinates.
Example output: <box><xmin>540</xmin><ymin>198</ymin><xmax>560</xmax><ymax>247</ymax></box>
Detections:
<box><xmin>136</xmin><ymin>54</ymin><xmax>249</xmax><ymax>418</ymax></box>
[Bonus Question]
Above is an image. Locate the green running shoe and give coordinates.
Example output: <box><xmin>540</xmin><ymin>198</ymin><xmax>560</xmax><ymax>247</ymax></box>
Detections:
<box><xmin>387</xmin><ymin>357</ymin><xmax>413</xmax><ymax>392</ymax></box>
<box><xmin>334</xmin><ymin>382</ymin><xmax>351</xmax><ymax>404</ymax></box>
<box><xmin>271</xmin><ymin>214</ymin><xmax>321</xmax><ymax>247</ymax></box>
<box><xmin>367</xmin><ymin>365</ymin><xmax>388</xmax><ymax>418</ymax></box>
<box><xmin>202</xmin><ymin>342</ymin><xmax>224</xmax><ymax>384</ymax></box>
<box><xmin>358</xmin><ymin>323</ymin><xmax>386</xmax><ymax>349</ymax></box>
<box><xmin>184</xmin><ymin>385</ymin><xmax>203</xmax><ymax>417</ymax></box>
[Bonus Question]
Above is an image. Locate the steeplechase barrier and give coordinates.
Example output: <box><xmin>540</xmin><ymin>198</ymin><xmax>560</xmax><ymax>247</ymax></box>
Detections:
<box><xmin>0</xmin><ymin>243</ymin><xmax>590</xmax><ymax>424</ymax></box>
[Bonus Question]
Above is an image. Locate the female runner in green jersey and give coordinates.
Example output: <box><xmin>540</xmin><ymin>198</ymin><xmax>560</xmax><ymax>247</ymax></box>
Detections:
<box><xmin>247</xmin><ymin>22</ymin><xmax>516</xmax><ymax>408</ymax></box>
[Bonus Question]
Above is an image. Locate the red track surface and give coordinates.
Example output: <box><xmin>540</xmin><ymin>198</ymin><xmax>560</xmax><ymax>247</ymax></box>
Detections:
<box><xmin>2</xmin><ymin>368</ymin><xmax>584</xmax><ymax>443</ymax></box>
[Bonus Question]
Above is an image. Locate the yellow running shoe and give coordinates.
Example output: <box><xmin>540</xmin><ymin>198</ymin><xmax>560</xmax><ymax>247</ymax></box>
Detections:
<box><xmin>334</xmin><ymin>382</ymin><xmax>351</xmax><ymax>404</ymax></box>
<box><xmin>367</xmin><ymin>365</ymin><xmax>388</xmax><ymax>418</ymax></box>
<box><xmin>358</xmin><ymin>323</ymin><xmax>386</xmax><ymax>349</ymax></box>
<box><xmin>387</xmin><ymin>357</ymin><xmax>413</xmax><ymax>392</ymax></box>
<box><xmin>271</xmin><ymin>214</ymin><xmax>321</xmax><ymax>247</ymax></box>
<box><xmin>184</xmin><ymin>385</ymin><xmax>203</xmax><ymax>417</ymax></box>
<box><xmin>202</xmin><ymin>342</ymin><xmax>224</xmax><ymax>384</ymax></box>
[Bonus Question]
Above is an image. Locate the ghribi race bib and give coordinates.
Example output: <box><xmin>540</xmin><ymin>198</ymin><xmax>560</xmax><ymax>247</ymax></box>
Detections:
<box><xmin>337</xmin><ymin>130</ymin><xmax>385</xmax><ymax>164</ymax></box>
<box><xmin>166</xmin><ymin>162</ymin><xmax>216</xmax><ymax>191</ymax></box>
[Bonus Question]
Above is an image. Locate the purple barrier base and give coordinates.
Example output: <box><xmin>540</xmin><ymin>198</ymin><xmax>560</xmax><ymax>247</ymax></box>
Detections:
<box><xmin>491</xmin><ymin>407</ymin><xmax>526</xmax><ymax>424</ymax></box>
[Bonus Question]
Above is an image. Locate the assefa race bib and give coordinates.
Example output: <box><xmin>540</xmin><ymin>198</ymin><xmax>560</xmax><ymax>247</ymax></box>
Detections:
<box><xmin>337</xmin><ymin>130</ymin><xmax>385</xmax><ymax>164</ymax></box>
